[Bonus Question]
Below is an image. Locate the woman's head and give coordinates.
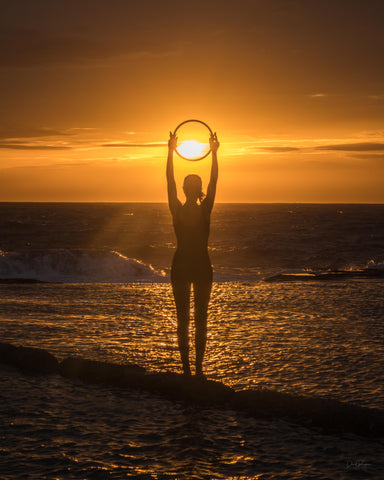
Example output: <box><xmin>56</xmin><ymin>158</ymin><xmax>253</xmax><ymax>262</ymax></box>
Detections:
<box><xmin>183</xmin><ymin>174</ymin><xmax>204</xmax><ymax>203</ymax></box>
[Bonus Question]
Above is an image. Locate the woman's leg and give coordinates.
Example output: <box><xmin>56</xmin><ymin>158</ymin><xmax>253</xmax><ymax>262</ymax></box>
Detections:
<box><xmin>172</xmin><ymin>280</ymin><xmax>192</xmax><ymax>375</ymax></box>
<box><xmin>193</xmin><ymin>279</ymin><xmax>212</xmax><ymax>376</ymax></box>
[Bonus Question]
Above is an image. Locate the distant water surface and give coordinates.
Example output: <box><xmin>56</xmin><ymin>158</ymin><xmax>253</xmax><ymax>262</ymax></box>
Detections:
<box><xmin>1</xmin><ymin>203</ymin><xmax>384</xmax><ymax>479</ymax></box>
<box><xmin>1</xmin><ymin>202</ymin><xmax>384</xmax><ymax>281</ymax></box>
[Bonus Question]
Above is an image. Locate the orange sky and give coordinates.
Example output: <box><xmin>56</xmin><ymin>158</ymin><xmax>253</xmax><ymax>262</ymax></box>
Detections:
<box><xmin>1</xmin><ymin>0</ymin><xmax>384</xmax><ymax>202</ymax></box>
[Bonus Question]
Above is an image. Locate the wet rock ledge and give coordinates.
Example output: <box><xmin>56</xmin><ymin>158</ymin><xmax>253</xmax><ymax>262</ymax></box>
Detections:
<box><xmin>0</xmin><ymin>342</ymin><xmax>383</xmax><ymax>438</ymax></box>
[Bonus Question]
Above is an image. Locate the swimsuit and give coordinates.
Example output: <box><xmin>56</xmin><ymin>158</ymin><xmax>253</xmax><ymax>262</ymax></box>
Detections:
<box><xmin>171</xmin><ymin>201</ymin><xmax>213</xmax><ymax>284</ymax></box>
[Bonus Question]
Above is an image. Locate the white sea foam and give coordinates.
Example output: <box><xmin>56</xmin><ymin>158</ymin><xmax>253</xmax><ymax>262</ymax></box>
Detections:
<box><xmin>0</xmin><ymin>249</ymin><xmax>167</xmax><ymax>283</ymax></box>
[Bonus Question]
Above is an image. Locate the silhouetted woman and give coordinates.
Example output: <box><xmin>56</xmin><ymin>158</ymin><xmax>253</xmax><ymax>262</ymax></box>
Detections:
<box><xmin>167</xmin><ymin>131</ymin><xmax>219</xmax><ymax>377</ymax></box>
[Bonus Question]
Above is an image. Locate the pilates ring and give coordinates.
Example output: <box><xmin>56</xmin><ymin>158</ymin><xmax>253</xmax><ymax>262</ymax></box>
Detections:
<box><xmin>173</xmin><ymin>119</ymin><xmax>213</xmax><ymax>161</ymax></box>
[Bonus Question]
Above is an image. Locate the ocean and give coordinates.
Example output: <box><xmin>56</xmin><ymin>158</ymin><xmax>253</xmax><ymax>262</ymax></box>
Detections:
<box><xmin>0</xmin><ymin>203</ymin><xmax>383</xmax><ymax>479</ymax></box>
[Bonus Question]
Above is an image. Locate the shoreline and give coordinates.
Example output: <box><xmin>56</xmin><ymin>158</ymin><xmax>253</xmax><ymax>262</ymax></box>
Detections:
<box><xmin>1</xmin><ymin>341</ymin><xmax>382</xmax><ymax>439</ymax></box>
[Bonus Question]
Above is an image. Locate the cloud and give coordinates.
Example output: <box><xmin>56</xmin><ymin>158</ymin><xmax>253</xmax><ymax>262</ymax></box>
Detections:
<box><xmin>0</xmin><ymin>28</ymin><xmax>137</xmax><ymax>68</ymax></box>
<box><xmin>1</xmin><ymin>0</ymin><xmax>384</xmax><ymax>86</ymax></box>
<box><xmin>102</xmin><ymin>143</ymin><xmax>165</xmax><ymax>148</ymax></box>
<box><xmin>0</xmin><ymin>29</ymin><xmax>92</xmax><ymax>68</ymax></box>
<box><xmin>315</xmin><ymin>142</ymin><xmax>384</xmax><ymax>152</ymax></box>
<box><xmin>349</xmin><ymin>153</ymin><xmax>384</xmax><ymax>162</ymax></box>
<box><xmin>355</xmin><ymin>129</ymin><xmax>384</xmax><ymax>139</ymax></box>
<box><xmin>307</xmin><ymin>93</ymin><xmax>327</xmax><ymax>98</ymax></box>
<box><xmin>0</xmin><ymin>26</ymin><xmax>179</xmax><ymax>68</ymax></box>
<box><xmin>0</xmin><ymin>3</ymin><xmax>271</xmax><ymax>69</ymax></box>
<box><xmin>258</xmin><ymin>146</ymin><xmax>301</xmax><ymax>153</ymax></box>
<box><xmin>368</xmin><ymin>94</ymin><xmax>384</xmax><ymax>100</ymax></box>
<box><xmin>0</xmin><ymin>124</ymin><xmax>66</xmax><ymax>140</ymax></box>
<box><xmin>0</xmin><ymin>143</ymin><xmax>71</xmax><ymax>150</ymax></box>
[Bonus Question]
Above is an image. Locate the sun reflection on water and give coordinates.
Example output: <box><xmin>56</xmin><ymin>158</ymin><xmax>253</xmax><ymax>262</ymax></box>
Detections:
<box><xmin>0</xmin><ymin>281</ymin><xmax>383</xmax><ymax>409</ymax></box>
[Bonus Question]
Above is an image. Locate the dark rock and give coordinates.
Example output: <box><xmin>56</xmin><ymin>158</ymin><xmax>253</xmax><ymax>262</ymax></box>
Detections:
<box><xmin>231</xmin><ymin>388</ymin><xmax>384</xmax><ymax>437</ymax></box>
<box><xmin>15</xmin><ymin>346</ymin><xmax>59</xmax><ymax>374</ymax></box>
<box><xmin>0</xmin><ymin>278</ymin><xmax>48</xmax><ymax>284</ymax></box>
<box><xmin>2</xmin><ymin>342</ymin><xmax>383</xmax><ymax>438</ymax></box>
<box><xmin>0</xmin><ymin>342</ymin><xmax>18</xmax><ymax>364</ymax></box>
<box><xmin>140</xmin><ymin>372</ymin><xmax>234</xmax><ymax>406</ymax></box>
<box><xmin>60</xmin><ymin>357</ymin><xmax>146</xmax><ymax>385</ymax></box>
<box><xmin>0</xmin><ymin>343</ymin><xmax>59</xmax><ymax>374</ymax></box>
<box><xmin>59</xmin><ymin>360</ymin><xmax>234</xmax><ymax>406</ymax></box>
<box><xmin>264</xmin><ymin>269</ymin><xmax>384</xmax><ymax>282</ymax></box>
<box><xmin>231</xmin><ymin>388</ymin><xmax>300</xmax><ymax>418</ymax></box>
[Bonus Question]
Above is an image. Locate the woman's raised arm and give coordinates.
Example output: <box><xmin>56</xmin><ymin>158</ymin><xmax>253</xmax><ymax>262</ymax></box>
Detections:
<box><xmin>167</xmin><ymin>132</ymin><xmax>180</xmax><ymax>215</ymax></box>
<box><xmin>205</xmin><ymin>133</ymin><xmax>219</xmax><ymax>213</ymax></box>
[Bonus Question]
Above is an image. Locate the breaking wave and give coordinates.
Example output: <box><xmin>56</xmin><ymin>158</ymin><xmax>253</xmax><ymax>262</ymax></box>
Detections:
<box><xmin>0</xmin><ymin>249</ymin><xmax>167</xmax><ymax>283</ymax></box>
<box><xmin>1</xmin><ymin>247</ymin><xmax>383</xmax><ymax>284</ymax></box>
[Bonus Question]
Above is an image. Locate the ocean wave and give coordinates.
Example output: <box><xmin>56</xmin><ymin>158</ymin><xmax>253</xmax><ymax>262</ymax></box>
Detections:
<box><xmin>0</xmin><ymin>249</ymin><xmax>167</xmax><ymax>283</ymax></box>
<box><xmin>1</xmin><ymin>247</ymin><xmax>383</xmax><ymax>285</ymax></box>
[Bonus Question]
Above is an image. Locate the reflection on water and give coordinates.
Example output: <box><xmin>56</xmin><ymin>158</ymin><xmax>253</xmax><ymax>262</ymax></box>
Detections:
<box><xmin>1</xmin><ymin>281</ymin><xmax>383</xmax><ymax>409</ymax></box>
<box><xmin>1</xmin><ymin>367</ymin><xmax>383</xmax><ymax>480</ymax></box>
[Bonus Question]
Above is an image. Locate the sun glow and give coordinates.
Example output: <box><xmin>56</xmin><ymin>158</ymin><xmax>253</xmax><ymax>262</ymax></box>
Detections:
<box><xmin>177</xmin><ymin>140</ymin><xmax>208</xmax><ymax>160</ymax></box>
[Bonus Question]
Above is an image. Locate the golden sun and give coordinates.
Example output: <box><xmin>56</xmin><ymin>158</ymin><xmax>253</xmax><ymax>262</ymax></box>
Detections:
<box><xmin>177</xmin><ymin>140</ymin><xmax>207</xmax><ymax>160</ymax></box>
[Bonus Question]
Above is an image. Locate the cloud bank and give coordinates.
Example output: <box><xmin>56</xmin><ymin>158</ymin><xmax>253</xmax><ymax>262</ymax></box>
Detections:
<box><xmin>315</xmin><ymin>143</ymin><xmax>384</xmax><ymax>152</ymax></box>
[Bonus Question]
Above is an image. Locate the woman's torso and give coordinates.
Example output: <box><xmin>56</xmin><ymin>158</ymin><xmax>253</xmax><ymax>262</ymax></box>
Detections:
<box><xmin>171</xmin><ymin>201</ymin><xmax>212</xmax><ymax>281</ymax></box>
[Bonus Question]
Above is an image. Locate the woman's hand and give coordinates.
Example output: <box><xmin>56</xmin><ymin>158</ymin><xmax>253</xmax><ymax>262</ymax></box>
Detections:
<box><xmin>168</xmin><ymin>131</ymin><xmax>178</xmax><ymax>151</ymax></box>
<box><xmin>210</xmin><ymin>132</ymin><xmax>220</xmax><ymax>153</ymax></box>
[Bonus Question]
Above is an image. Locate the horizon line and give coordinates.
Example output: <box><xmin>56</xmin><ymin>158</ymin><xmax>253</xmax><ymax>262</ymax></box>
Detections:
<box><xmin>1</xmin><ymin>201</ymin><xmax>384</xmax><ymax>205</ymax></box>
